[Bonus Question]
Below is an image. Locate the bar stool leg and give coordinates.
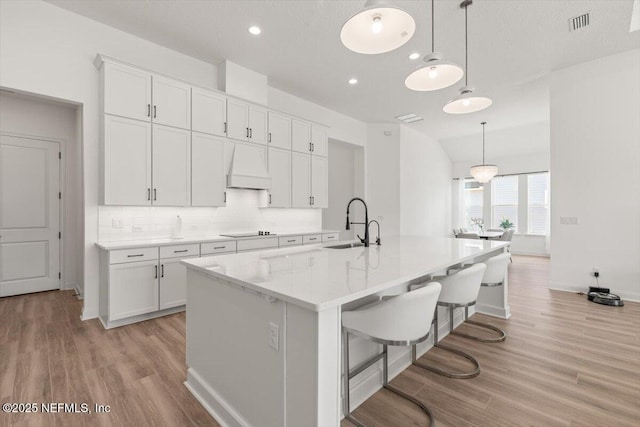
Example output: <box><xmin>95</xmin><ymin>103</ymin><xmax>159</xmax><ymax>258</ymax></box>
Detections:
<box><xmin>450</xmin><ymin>305</ymin><xmax>506</xmax><ymax>343</ymax></box>
<box><xmin>412</xmin><ymin>305</ymin><xmax>480</xmax><ymax>379</ymax></box>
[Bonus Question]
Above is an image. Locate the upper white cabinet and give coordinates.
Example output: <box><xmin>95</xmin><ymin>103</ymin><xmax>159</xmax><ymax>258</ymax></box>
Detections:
<box><xmin>268</xmin><ymin>147</ymin><xmax>291</xmax><ymax>208</ymax></box>
<box><xmin>103</xmin><ymin>115</ymin><xmax>152</xmax><ymax>206</ymax></box>
<box><xmin>226</xmin><ymin>99</ymin><xmax>267</xmax><ymax>145</ymax></box>
<box><xmin>292</xmin><ymin>119</ymin><xmax>311</xmax><ymax>154</ymax></box>
<box><xmin>152</xmin><ymin>76</ymin><xmax>191</xmax><ymax>130</ymax></box>
<box><xmin>192</xmin><ymin>132</ymin><xmax>226</xmax><ymax>207</ymax></box>
<box><xmin>101</xmin><ymin>61</ymin><xmax>191</xmax><ymax>129</ymax></box>
<box><xmin>268</xmin><ymin>112</ymin><xmax>291</xmax><ymax>150</ymax></box>
<box><xmin>152</xmin><ymin>125</ymin><xmax>191</xmax><ymax>206</ymax></box>
<box><xmin>311</xmin><ymin>124</ymin><xmax>328</xmax><ymax>157</ymax></box>
<box><xmin>103</xmin><ymin>62</ymin><xmax>152</xmax><ymax>122</ymax></box>
<box><xmin>192</xmin><ymin>88</ymin><xmax>227</xmax><ymax>137</ymax></box>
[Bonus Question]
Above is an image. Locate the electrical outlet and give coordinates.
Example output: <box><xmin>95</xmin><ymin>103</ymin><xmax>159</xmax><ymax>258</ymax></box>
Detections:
<box><xmin>132</xmin><ymin>226</ymin><xmax>143</xmax><ymax>233</ymax></box>
<box><xmin>560</xmin><ymin>216</ymin><xmax>579</xmax><ymax>225</ymax></box>
<box><xmin>268</xmin><ymin>322</ymin><xmax>279</xmax><ymax>351</ymax></box>
<box><xmin>111</xmin><ymin>218</ymin><xmax>124</xmax><ymax>229</ymax></box>
<box><xmin>592</xmin><ymin>268</ymin><xmax>600</xmax><ymax>278</ymax></box>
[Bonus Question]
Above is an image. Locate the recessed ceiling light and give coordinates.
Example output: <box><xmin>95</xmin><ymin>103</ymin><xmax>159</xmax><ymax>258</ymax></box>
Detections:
<box><xmin>348</xmin><ymin>78</ymin><xmax>358</xmax><ymax>85</ymax></box>
<box><xmin>248</xmin><ymin>26</ymin><xmax>261</xmax><ymax>35</ymax></box>
<box><xmin>409</xmin><ymin>52</ymin><xmax>420</xmax><ymax>60</ymax></box>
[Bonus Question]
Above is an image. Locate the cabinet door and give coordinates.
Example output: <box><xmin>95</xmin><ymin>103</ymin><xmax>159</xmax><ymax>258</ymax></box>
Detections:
<box><xmin>103</xmin><ymin>62</ymin><xmax>152</xmax><ymax>122</ymax></box>
<box><xmin>152</xmin><ymin>125</ymin><xmax>191</xmax><ymax>206</ymax></box>
<box><xmin>311</xmin><ymin>156</ymin><xmax>328</xmax><ymax>208</ymax></box>
<box><xmin>268</xmin><ymin>112</ymin><xmax>291</xmax><ymax>150</ymax></box>
<box><xmin>192</xmin><ymin>88</ymin><xmax>227</xmax><ymax>137</ymax></box>
<box><xmin>192</xmin><ymin>132</ymin><xmax>225</xmax><ymax>207</ymax></box>
<box><xmin>268</xmin><ymin>147</ymin><xmax>291</xmax><ymax>208</ymax></box>
<box><xmin>103</xmin><ymin>115</ymin><xmax>152</xmax><ymax>205</ymax></box>
<box><xmin>152</xmin><ymin>75</ymin><xmax>191</xmax><ymax>129</ymax></box>
<box><xmin>226</xmin><ymin>99</ymin><xmax>249</xmax><ymax>141</ymax></box>
<box><xmin>291</xmin><ymin>152</ymin><xmax>311</xmax><ymax>208</ymax></box>
<box><xmin>109</xmin><ymin>260</ymin><xmax>158</xmax><ymax>321</ymax></box>
<box><xmin>291</xmin><ymin>119</ymin><xmax>311</xmax><ymax>154</ymax></box>
<box><xmin>159</xmin><ymin>256</ymin><xmax>197</xmax><ymax>310</ymax></box>
<box><xmin>248</xmin><ymin>105</ymin><xmax>267</xmax><ymax>145</ymax></box>
<box><xmin>311</xmin><ymin>124</ymin><xmax>328</xmax><ymax>157</ymax></box>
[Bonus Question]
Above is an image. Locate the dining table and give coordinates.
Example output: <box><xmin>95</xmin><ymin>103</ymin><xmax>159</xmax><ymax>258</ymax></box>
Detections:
<box><xmin>477</xmin><ymin>231</ymin><xmax>504</xmax><ymax>240</ymax></box>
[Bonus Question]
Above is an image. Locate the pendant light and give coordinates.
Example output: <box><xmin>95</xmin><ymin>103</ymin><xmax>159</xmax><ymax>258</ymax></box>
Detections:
<box><xmin>470</xmin><ymin>122</ymin><xmax>498</xmax><ymax>183</ymax></box>
<box><xmin>405</xmin><ymin>0</ymin><xmax>463</xmax><ymax>91</ymax></box>
<box><xmin>443</xmin><ymin>0</ymin><xmax>492</xmax><ymax>114</ymax></box>
<box><xmin>340</xmin><ymin>0</ymin><xmax>416</xmax><ymax>55</ymax></box>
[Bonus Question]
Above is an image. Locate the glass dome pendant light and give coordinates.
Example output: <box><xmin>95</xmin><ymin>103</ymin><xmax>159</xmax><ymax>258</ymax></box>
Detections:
<box><xmin>404</xmin><ymin>0</ymin><xmax>464</xmax><ymax>91</ymax></box>
<box><xmin>470</xmin><ymin>122</ymin><xmax>498</xmax><ymax>183</ymax></box>
<box><xmin>443</xmin><ymin>0</ymin><xmax>492</xmax><ymax>114</ymax></box>
<box><xmin>340</xmin><ymin>0</ymin><xmax>416</xmax><ymax>55</ymax></box>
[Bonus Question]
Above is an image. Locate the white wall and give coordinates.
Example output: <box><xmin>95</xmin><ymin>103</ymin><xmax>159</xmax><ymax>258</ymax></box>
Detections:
<box><xmin>550</xmin><ymin>49</ymin><xmax>640</xmax><ymax>301</ymax></box>
<box><xmin>400</xmin><ymin>126</ymin><xmax>452</xmax><ymax>237</ymax></box>
<box><xmin>365</xmin><ymin>124</ymin><xmax>401</xmax><ymax>236</ymax></box>
<box><xmin>0</xmin><ymin>93</ymin><xmax>82</xmax><ymax>293</ymax></box>
<box><xmin>0</xmin><ymin>0</ymin><xmax>220</xmax><ymax>319</ymax></box>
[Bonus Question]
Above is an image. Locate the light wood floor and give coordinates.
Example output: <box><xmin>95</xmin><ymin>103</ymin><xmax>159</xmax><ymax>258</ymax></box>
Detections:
<box><xmin>1</xmin><ymin>256</ymin><xmax>638</xmax><ymax>426</ymax></box>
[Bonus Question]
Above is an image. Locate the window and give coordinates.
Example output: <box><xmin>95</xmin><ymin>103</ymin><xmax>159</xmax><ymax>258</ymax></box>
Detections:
<box><xmin>528</xmin><ymin>173</ymin><xmax>549</xmax><ymax>235</ymax></box>
<box><xmin>492</xmin><ymin>176</ymin><xmax>518</xmax><ymax>228</ymax></box>
<box><xmin>463</xmin><ymin>179</ymin><xmax>483</xmax><ymax>230</ymax></box>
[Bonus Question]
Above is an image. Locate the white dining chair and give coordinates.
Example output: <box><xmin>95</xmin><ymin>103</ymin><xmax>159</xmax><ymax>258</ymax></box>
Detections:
<box><xmin>342</xmin><ymin>283</ymin><xmax>442</xmax><ymax>427</ymax></box>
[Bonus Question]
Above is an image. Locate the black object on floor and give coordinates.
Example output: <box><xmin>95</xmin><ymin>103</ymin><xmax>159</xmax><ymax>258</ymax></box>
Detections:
<box><xmin>588</xmin><ymin>289</ymin><xmax>624</xmax><ymax>307</ymax></box>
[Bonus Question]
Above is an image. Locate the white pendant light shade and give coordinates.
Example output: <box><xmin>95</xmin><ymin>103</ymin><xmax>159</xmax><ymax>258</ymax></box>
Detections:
<box><xmin>469</xmin><ymin>121</ymin><xmax>498</xmax><ymax>183</ymax></box>
<box><xmin>443</xmin><ymin>86</ymin><xmax>492</xmax><ymax>114</ymax></box>
<box><xmin>340</xmin><ymin>1</ymin><xmax>415</xmax><ymax>54</ymax></box>
<box><xmin>405</xmin><ymin>52</ymin><xmax>464</xmax><ymax>91</ymax></box>
<box><xmin>470</xmin><ymin>164</ymin><xmax>498</xmax><ymax>183</ymax></box>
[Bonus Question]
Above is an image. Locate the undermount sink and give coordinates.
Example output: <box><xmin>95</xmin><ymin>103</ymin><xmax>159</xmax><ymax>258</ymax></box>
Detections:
<box><xmin>326</xmin><ymin>243</ymin><xmax>365</xmax><ymax>249</ymax></box>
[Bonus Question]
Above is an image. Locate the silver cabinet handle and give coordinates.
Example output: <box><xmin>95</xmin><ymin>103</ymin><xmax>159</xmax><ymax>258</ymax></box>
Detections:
<box><xmin>174</xmin><ymin>249</ymin><xmax>188</xmax><ymax>253</ymax></box>
<box><xmin>213</xmin><ymin>246</ymin><xmax>226</xmax><ymax>250</ymax></box>
<box><xmin>224</xmin><ymin>191</ymin><xmax>227</xmax><ymax>203</ymax></box>
<box><xmin>127</xmin><ymin>254</ymin><xmax>144</xmax><ymax>258</ymax></box>
<box><xmin>147</xmin><ymin>104</ymin><xmax>151</xmax><ymax>117</ymax></box>
<box><xmin>246</xmin><ymin>127</ymin><xmax>249</xmax><ymax>138</ymax></box>
<box><xmin>268</xmin><ymin>133</ymin><xmax>271</xmax><ymax>143</ymax></box>
<box><xmin>161</xmin><ymin>264</ymin><xmax>164</xmax><ymax>278</ymax></box>
<box><xmin>269</xmin><ymin>194</ymin><xmax>272</xmax><ymax>204</ymax></box>
<box><xmin>309</xmin><ymin>142</ymin><xmax>312</xmax><ymax>152</ymax></box>
<box><xmin>155</xmin><ymin>265</ymin><xmax>158</xmax><ymax>279</ymax></box>
<box><xmin>308</xmin><ymin>238</ymin><xmax>317</xmax><ymax>241</ymax></box>
<box><xmin>153</xmin><ymin>105</ymin><xmax>157</xmax><ymax>118</ymax></box>
<box><xmin>287</xmin><ymin>240</ymin><xmax>296</xmax><ymax>243</ymax></box>
<box><xmin>224</xmin><ymin>122</ymin><xmax>227</xmax><ymax>134</ymax></box>
<box><xmin>147</xmin><ymin>188</ymin><xmax>151</xmax><ymax>201</ymax></box>
<box><xmin>249</xmin><ymin>128</ymin><xmax>253</xmax><ymax>139</ymax></box>
<box><xmin>153</xmin><ymin>188</ymin><xmax>157</xmax><ymax>201</ymax></box>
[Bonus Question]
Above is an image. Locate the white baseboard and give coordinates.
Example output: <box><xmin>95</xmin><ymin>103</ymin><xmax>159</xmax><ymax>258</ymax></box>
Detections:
<box><xmin>185</xmin><ymin>368</ymin><xmax>250</xmax><ymax>427</ymax></box>
<box><xmin>510</xmin><ymin>250</ymin><xmax>549</xmax><ymax>257</ymax></box>
<box><xmin>549</xmin><ymin>282</ymin><xmax>640</xmax><ymax>303</ymax></box>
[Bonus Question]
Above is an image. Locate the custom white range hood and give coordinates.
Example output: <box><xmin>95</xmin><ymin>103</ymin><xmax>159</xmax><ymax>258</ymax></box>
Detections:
<box><xmin>226</xmin><ymin>143</ymin><xmax>271</xmax><ymax>190</ymax></box>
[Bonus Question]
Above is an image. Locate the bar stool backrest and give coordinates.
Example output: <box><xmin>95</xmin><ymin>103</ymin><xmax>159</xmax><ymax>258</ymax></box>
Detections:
<box><xmin>482</xmin><ymin>253</ymin><xmax>510</xmax><ymax>284</ymax></box>
<box><xmin>342</xmin><ymin>283</ymin><xmax>441</xmax><ymax>344</ymax></box>
<box><xmin>438</xmin><ymin>263</ymin><xmax>486</xmax><ymax>305</ymax></box>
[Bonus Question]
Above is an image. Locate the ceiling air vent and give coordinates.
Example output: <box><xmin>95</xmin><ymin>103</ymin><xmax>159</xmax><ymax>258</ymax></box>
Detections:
<box><xmin>569</xmin><ymin>12</ymin><xmax>590</xmax><ymax>32</ymax></box>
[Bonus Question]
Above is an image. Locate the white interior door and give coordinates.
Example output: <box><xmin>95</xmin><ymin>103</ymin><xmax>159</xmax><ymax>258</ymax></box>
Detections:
<box><xmin>0</xmin><ymin>134</ymin><xmax>60</xmax><ymax>297</ymax></box>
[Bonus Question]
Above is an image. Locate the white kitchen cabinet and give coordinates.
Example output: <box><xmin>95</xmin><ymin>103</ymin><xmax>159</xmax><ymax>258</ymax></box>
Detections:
<box><xmin>152</xmin><ymin>75</ymin><xmax>191</xmax><ymax>130</ymax></box>
<box><xmin>236</xmin><ymin>237</ymin><xmax>278</xmax><ymax>252</ymax></box>
<box><xmin>192</xmin><ymin>88</ymin><xmax>227</xmax><ymax>137</ymax></box>
<box><xmin>311</xmin><ymin>124</ymin><xmax>328</xmax><ymax>157</ymax></box>
<box><xmin>152</xmin><ymin>125</ymin><xmax>191</xmax><ymax>206</ymax></box>
<box><xmin>103</xmin><ymin>115</ymin><xmax>152</xmax><ymax>206</ymax></box>
<box><xmin>109</xmin><ymin>259</ymin><xmax>159</xmax><ymax>321</ymax></box>
<box><xmin>292</xmin><ymin>119</ymin><xmax>311</xmax><ymax>154</ymax></box>
<box><xmin>159</xmin><ymin>255</ymin><xmax>198</xmax><ymax>310</ymax></box>
<box><xmin>291</xmin><ymin>151</ymin><xmax>312</xmax><ymax>208</ymax></box>
<box><xmin>226</xmin><ymin>99</ymin><xmax>249</xmax><ymax>141</ymax></box>
<box><xmin>103</xmin><ymin>62</ymin><xmax>152</xmax><ymax>122</ymax></box>
<box><xmin>268</xmin><ymin>147</ymin><xmax>291</xmax><ymax>208</ymax></box>
<box><xmin>311</xmin><ymin>156</ymin><xmax>328</xmax><ymax>208</ymax></box>
<box><xmin>248</xmin><ymin>105</ymin><xmax>268</xmax><ymax>145</ymax></box>
<box><xmin>291</xmin><ymin>152</ymin><xmax>328</xmax><ymax>208</ymax></box>
<box><xmin>268</xmin><ymin>112</ymin><xmax>291</xmax><ymax>150</ymax></box>
<box><xmin>192</xmin><ymin>132</ymin><xmax>226</xmax><ymax>207</ymax></box>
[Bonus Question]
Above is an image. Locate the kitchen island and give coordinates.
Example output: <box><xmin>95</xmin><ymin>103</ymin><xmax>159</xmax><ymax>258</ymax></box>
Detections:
<box><xmin>182</xmin><ymin>236</ymin><xmax>510</xmax><ymax>427</ymax></box>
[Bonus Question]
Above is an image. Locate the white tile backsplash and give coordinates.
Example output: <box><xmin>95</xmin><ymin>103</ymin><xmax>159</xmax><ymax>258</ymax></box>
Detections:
<box><xmin>98</xmin><ymin>188</ymin><xmax>322</xmax><ymax>242</ymax></box>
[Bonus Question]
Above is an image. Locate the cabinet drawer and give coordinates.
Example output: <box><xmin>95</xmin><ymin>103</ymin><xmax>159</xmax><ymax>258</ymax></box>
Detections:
<box><xmin>110</xmin><ymin>247</ymin><xmax>158</xmax><ymax>264</ymax></box>
<box><xmin>201</xmin><ymin>241</ymin><xmax>237</xmax><ymax>255</ymax></box>
<box><xmin>237</xmin><ymin>237</ymin><xmax>278</xmax><ymax>252</ymax></box>
<box><xmin>279</xmin><ymin>236</ymin><xmax>302</xmax><ymax>247</ymax></box>
<box><xmin>303</xmin><ymin>234</ymin><xmax>322</xmax><ymax>244</ymax></box>
<box><xmin>322</xmin><ymin>233</ymin><xmax>339</xmax><ymax>242</ymax></box>
<box><xmin>160</xmin><ymin>244</ymin><xmax>200</xmax><ymax>259</ymax></box>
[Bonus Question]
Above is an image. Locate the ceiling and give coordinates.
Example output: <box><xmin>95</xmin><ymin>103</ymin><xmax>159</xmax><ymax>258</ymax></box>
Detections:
<box><xmin>47</xmin><ymin>0</ymin><xmax>639</xmax><ymax>147</ymax></box>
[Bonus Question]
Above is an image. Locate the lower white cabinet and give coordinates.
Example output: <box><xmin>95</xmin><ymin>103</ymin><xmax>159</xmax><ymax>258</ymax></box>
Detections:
<box><xmin>109</xmin><ymin>259</ymin><xmax>159</xmax><ymax>321</ymax></box>
<box><xmin>159</xmin><ymin>255</ymin><xmax>198</xmax><ymax>310</ymax></box>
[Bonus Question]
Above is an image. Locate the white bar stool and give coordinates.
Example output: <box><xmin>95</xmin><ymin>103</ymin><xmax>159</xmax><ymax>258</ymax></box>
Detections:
<box><xmin>342</xmin><ymin>283</ymin><xmax>442</xmax><ymax>427</ymax></box>
<box><xmin>451</xmin><ymin>253</ymin><xmax>509</xmax><ymax>343</ymax></box>
<box><xmin>411</xmin><ymin>263</ymin><xmax>486</xmax><ymax>379</ymax></box>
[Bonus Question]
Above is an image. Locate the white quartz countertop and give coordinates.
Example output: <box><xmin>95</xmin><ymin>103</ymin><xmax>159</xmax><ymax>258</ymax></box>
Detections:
<box><xmin>95</xmin><ymin>230</ymin><xmax>340</xmax><ymax>250</ymax></box>
<box><xmin>182</xmin><ymin>236</ymin><xmax>510</xmax><ymax>312</ymax></box>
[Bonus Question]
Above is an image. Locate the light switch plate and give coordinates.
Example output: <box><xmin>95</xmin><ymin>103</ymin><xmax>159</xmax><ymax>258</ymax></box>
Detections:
<box><xmin>269</xmin><ymin>322</ymin><xmax>279</xmax><ymax>351</ymax></box>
